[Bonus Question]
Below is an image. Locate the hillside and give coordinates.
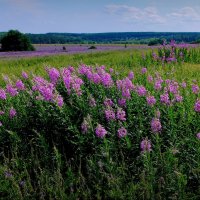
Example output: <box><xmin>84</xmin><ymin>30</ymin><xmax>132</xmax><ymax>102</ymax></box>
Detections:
<box><xmin>1</xmin><ymin>32</ymin><xmax>200</xmax><ymax>44</ymax></box>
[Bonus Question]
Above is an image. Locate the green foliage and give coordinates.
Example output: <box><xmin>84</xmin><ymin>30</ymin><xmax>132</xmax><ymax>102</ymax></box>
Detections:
<box><xmin>1</xmin><ymin>30</ymin><xmax>35</xmax><ymax>51</ymax></box>
<box><xmin>1</xmin><ymin>31</ymin><xmax>200</xmax><ymax>44</ymax></box>
<box><xmin>0</xmin><ymin>48</ymin><xmax>200</xmax><ymax>199</ymax></box>
<box><xmin>148</xmin><ymin>38</ymin><xmax>163</xmax><ymax>46</ymax></box>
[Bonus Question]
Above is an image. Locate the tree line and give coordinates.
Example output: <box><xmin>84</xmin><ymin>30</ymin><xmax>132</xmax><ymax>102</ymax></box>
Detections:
<box><xmin>1</xmin><ymin>31</ymin><xmax>200</xmax><ymax>46</ymax></box>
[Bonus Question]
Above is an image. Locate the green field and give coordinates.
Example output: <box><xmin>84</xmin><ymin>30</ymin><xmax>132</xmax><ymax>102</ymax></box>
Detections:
<box><xmin>0</xmin><ymin>46</ymin><xmax>200</xmax><ymax>199</ymax></box>
<box><xmin>0</xmin><ymin>48</ymin><xmax>200</xmax><ymax>83</ymax></box>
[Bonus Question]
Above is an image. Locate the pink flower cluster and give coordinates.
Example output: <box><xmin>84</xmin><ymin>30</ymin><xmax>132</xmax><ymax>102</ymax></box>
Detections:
<box><xmin>6</xmin><ymin>84</ymin><xmax>18</xmax><ymax>97</ymax></box>
<box><xmin>192</xmin><ymin>84</ymin><xmax>199</xmax><ymax>94</ymax></box>
<box><xmin>95</xmin><ymin>124</ymin><xmax>107</xmax><ymax>138</ymax></box>
<box><xmin>0</xmin><ymin>89</ymin><xmax>6</xmax><ymax>100</ymax></box>
<box><xmin>117</xmin><ymin>127</ymin><xmax>127</xmax><ymax>138</ymax></box>
<box><xmin>151</xmin><ymin>118</ymin><xmax>162</xmax><ymax>133</ymax></box>
<box><xmin>140</xmin><ymin>138</ymin><xmax>152</xmax><ymax>152</ymax></box>
<box><xmin>32</xmin><ymin>76</ymin><xmax>63</xmax><ymax>107</ymax></box>
<box><xmin>47</xmin><ymin>67</ymin><xmax>60</xmax><ymax>85</ymax></box>
<box><xmin>194</xmin><ymin>99</ymin><xmax>200</xmax><ymax>112</ymax></box>
<box><xmin>105</xmin><ymin>109</ymin><xmax>115</xmax><ymax>121</ymax></box>
<box><xmin>79</xmin><ymin>65</ymin><xmax>113</xmax><ymax>88</ymax></box>
<box><xmin>62</xmin><ymin>68</ymin><xmax>84</xmax><ymax>96</ymax></box>
<box><xmin>116</xmin><ymin>77</ymin><xmax>134</xmax><ymax>99</ymax></box>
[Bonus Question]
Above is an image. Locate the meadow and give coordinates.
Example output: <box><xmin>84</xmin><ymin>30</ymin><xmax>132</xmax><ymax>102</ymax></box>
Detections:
<box><xmin>0</xmin><ymin>44</ymin><xmax>149</xmax><ymax>59</ymax></box>
<box><xmin>0</xmin><ymin>42</ymin><xmax>200</xmax><ymax>199</ymax></box>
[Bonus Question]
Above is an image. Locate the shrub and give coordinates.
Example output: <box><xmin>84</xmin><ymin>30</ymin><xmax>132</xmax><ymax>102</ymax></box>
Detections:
<box><xmin>0</xmin><ymin>30</ymin><xmax>35</xmax><ymax>51</ymax></box>
<box><xmin>148</xmin><ymin>38</ymin><xmax>163</xmax><ymax>46</ymax></box>
<box><xmin>88</xmin><ymin>45</ymin><xmax>97</xmax><ymax>49</ymax></box>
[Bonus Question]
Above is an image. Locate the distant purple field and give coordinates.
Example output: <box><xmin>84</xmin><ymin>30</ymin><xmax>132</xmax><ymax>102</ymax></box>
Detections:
<box><xmin>0</xmin><ymin>44</ymin><xmax>150</xmax><ymax>58</ymax></box>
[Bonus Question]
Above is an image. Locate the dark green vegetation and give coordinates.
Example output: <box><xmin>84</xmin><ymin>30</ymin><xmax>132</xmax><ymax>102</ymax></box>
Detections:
<box><xmin>1</xmin><ymin>32</ymin><xmax>200</xmax><ymax>44</ymax></box>
<box><xmin>0</xmin><ymin>30</ymin><xmax>35</xmax><ymax>51</ymax></box>
<box><xmin>0</xmin><ymin>46</ymin><xmax>200</xmax><ymax>199</ymax></box>
<box><xmin>25</xmin><ymin>32</ymin><xmax>200</xmax><ymax>44</ymax></box>
<box><xmin>148</xmin><ymin>38</ymin><xmax>163</xmax><ymax>46</ymax></box>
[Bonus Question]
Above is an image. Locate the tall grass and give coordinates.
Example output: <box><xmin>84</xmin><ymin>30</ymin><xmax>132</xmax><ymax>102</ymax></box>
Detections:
<box><xmin>0</xmin><ymin>48</ymin><xmax>200</xmax><ymax>199</ymax></box>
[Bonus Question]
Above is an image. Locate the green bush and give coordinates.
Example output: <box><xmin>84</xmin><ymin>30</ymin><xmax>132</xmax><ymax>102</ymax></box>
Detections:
<box><xmin>0</xmin><ymin>30</ymin><xmax>35</xmax><ymax>51</ymax></box>
<box><xmin>88</xmin><ymin>45</ymin><xmax>97</xmax><ymax>49</ymax></box>
<box><xmin>148</xmin><ymin>39</ymin><xmax>163</xmax><ymax>46</ymax></box>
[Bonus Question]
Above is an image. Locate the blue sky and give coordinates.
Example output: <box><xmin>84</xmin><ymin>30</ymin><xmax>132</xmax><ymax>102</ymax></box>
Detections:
<box><xmin>1</xmin><ymin>0</ymin><xmax>200</xmax><ymax>33</ymax></box>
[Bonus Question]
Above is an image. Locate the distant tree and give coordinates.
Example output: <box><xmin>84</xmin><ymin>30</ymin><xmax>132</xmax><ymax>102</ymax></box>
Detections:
<box><xmin>88</xmin><ymin>45</ymin><xmax>96</xmax><ymax>49</ymax></box>
<box><xmin>1</xmin><ymin>30</ymin><xmax>35</xmax><ymax>51</ymax></box>
<box><xmin>148</xmin><ymin>39</ymin><xmax>163</xmax><ymax>46</ymax></box>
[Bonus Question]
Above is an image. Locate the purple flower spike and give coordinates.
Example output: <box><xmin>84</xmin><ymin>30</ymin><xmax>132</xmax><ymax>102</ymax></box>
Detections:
<box><xmin>95</xmin><ymin>124</ymin><xmax>107</xmax><ymax>138</ymax></box>
<box><xmin>117</xmin><ymin>127</ymin><xmax>127</xmax><ymax>138</ymax></box>
<box><xmin>140</xmin><ymin>138</ymin><xmax>152</xmax><ymax>152</ymax></box>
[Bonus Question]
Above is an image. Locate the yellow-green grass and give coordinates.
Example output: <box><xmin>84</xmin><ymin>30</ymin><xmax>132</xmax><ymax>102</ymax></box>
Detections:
<box><xmin>0</xmin><ymin>48</ymin><xmax>200</xmax><ymax>85</ymax></box>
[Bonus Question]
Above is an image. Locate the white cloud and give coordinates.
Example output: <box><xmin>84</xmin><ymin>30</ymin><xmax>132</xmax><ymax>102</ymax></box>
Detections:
<box><xmin>168</xmin><ymin>7</ymin><xmax>200</xmax><ymax>21</ymax></box>
<box><xmin>105</xmin><ymin>4</ymin><xmax>166</xmax><ymax>24</ymax></box>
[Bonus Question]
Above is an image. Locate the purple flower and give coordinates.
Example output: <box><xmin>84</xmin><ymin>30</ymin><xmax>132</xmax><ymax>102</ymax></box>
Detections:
<box><xmin>92</xmin><ymin>73</ymin><xmax>101</xmax><ymax>84</ymax></box>
<box><xmin>16</xmin><ymin>80</ymin><xmax>25</xmax><ymax>91</ymax></box>
<box><xmin>136</xmin><ymin>86</ymin><xmax>147</xmax><ymax>96</ymax></box>
<box><xmin>181</xmin><ymin>82</ymin><xmax>187</xmax><ymax>88</ymax></box>
<box><xmin>147</xmin><ymin>75</ymin><xmax>153</xmax><ymax>83</ymax></box>
<box><xmin>104</xmin><ymin>98</ymin><xmax>113</xmax><ymax>107</ymax></box>
<box><xmin>109</xmin><ymin>68</ymin><xmax>114</xmax><ymax>73</ymax></box>
<box><xmin>116</xmin><ymin>108</ymin><xmax>126</xmax><ymax>121</ymax></box>
<box><xmin>47</xmin><ymin>68</ymin><xmax>60</xmax><ymax>85</ymax></box>
<box><xmin>68</xmin><ymin>66</ymin><xmax>75</xmax><ymax>72</ymax></box>
<box><xmin>122</xmin><ymin>89</ymin><xmax>131</xmax><ymax>99</ymax></box>
<box><xmin>56</xmin><ymin>95</ymin><xmax>64</xmax><ymax>107</ymax></box>
<box><xmin>151</xmin><ymin>118</ymin><xmax>162</xmax><ymax>133</ymax></box>
<box><xmin>0</xmin><ymin>89</ymin><xmax>6</xmax><ymax>100</ymax></box>
<box><xmin>194</xmin><ymin>99</ymin><xmax>200</xmax><ymax>112</ymax></box>
<box><xmin>39</xmin><ymin>86</ymin><xmax>54</xmax><ymax>101</ymax></box>
<box><xmin>141</xmin><ymin>68</ymin><xmax>147</xmax><ymax>74</ymax></box>
<box><xmin>192</xmin><ymin>84</ymin><xmax>199</xmax><ymax>94</ymax></box>
<box><xmin>154</xmin><ymin>81</ymin><xmax>162</xmax><ymax>91</ymax></box>
<box><xmin>6</xmin><ymin>84</ymin><xmax>18</xmax><ymax>97</ymax></box>
<box><xmin>105</xmin><ymin>109</ymin><xmax>115</xmax><ymax>121</ymax></box>
<box><xmin>9</xmin><ymin>108</ymin><xmax>17</xmax><ymax>118</ymax></box>
<box><xmin>22</xmin><ymin>71</ymin><xmax>28</xmax><ymax>79</ymax></box>
<box><xmin>165</xmin><ymin>79</ymin><xmax>171</xmax><ymax>85</ymax></box>
<box><xmin>101</xmin><ymin>73</ymin><xmax>113</xmax><ymax>88</ymax></box>
<box><xmin>160</xmin><ymin>93</ymin><xmax>170</xmax><ymax>105</ymax></box>
<box><xmin>118</xmin><ymin>98</ymin><xmax>126</xmax><ymax>107</ymax></box>
<box><xmin>4</xmin><ymin>171</ymin><xmax>13</xmax><ymax>178</ymax></box>
<box><xmin>196</xmin><ymin>133</ymin><xmax>200</xmax><ymax>139</ymax></box>
<box><xmin>63</xmin><ymin>73</ymin><xmax>84</xmax><ymax>96</ymax></box>
<box><xmin>146</xmin><ymin>96</ymin><xmax>156</xmax><ymax>106</ymax></box>
<box><xmin>140</xmin><ymin>138</ymin><xmax>152</xmax><ymax>152</ymax></box>
<box><xmin>169</xmin><ymin>82</ymin><xmax>179</xmax><ymax>94</ymax></box>
<box><xmin>116</xmin><ymin>78</ymin><xmax>134</xmax><ymax>99</ymax></box>
<box><xmin>0</xmin><ymin>121</ymin><xmax>2</xmax><ymax>126</ymax></box>
<box><xmin>0</xmin><ymin>111</ymin><xmax>5</xmax><ymax>115</ymax></box>
<box><xmin>175</xmin><ymin>94</ymin><xmax>183</xmax><ymax>102</ymax></box>
<box><xmin>95</xmin><ymin>124</ymin><xmax>107</xmax><ymax>138</ymax></box>
<box><xmin>128</xmin><ymin>71</ymin><xmax>134</xmax><ymax>80</ymax></box>
<box><xmin>117</xmin><ymin>127</ymin><xmax>127</xmax><ymax>138</ymax></box>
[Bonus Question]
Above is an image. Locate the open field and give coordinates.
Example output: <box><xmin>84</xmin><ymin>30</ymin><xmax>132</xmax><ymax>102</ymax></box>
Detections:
<box><xmin>0</xmin><ymin>44</ymin><xmax>151</xmax><ymax>59</ymax></box>
<box><xmin>0</xmin><ymin>44</ymin><xmax>200</xmax><ymax>199</ymax></box>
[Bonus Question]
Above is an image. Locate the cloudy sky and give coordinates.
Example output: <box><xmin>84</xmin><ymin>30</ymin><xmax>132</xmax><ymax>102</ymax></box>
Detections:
<box><xmin>1</xmin><ymin>0</ymin><xmax>200</xmax><ymax>33</ymax></box>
